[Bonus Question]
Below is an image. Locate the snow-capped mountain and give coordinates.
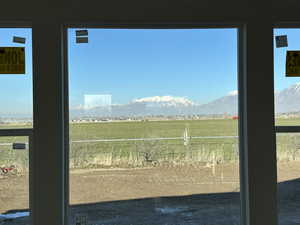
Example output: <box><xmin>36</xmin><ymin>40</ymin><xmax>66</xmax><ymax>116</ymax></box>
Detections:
<box><xmin>133</xmin><ymin>96</ymin><xmax>195</xmax><ymax>107</ymax></box>
<box><xmin>128</xmin><ymin>92</ymin><xmax>238</xmax><ymax>116</ymax></box>
<box><xmin>70</xmin><ymin>93</ymin><xmax>237</xmax><ymax>118</ymax></box>
<box><xmin>50</xmin><ymin>82</ymin><xmax>300</xmax><ymax>118</ymax></box>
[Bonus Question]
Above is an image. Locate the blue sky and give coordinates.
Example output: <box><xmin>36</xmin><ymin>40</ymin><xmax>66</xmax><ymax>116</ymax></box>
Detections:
<box><xmin>0</xmin><ymin>29</ymin><xmax>32</xmax><ymax>115</ymax></box>
<box><xmin>0</xmin><ymin>28</ymin><xmax>298</xmax><ymax>115</ymax></box>
<box><xmin>68</xmin><ymin>28</ymin><xmax>238</xmax><ymax>107</ymax></box>
<box><xmin>274</xmin><ymin>29</ymin><xmax>300</xmax><ymax>91</ymax></box>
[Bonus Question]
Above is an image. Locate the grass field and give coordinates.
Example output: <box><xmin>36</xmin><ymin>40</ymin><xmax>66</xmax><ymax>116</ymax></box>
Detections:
<box><xmin>69</xmin><ymin>119</ymin><xmax>239</xmax><ymax>168</ymax></box>
<box><xmin>1</xmin><ymin>118</ymin><xmax>300</xmax><ymax>224</ymax></box>
<box><xmin>0</xmin><ymin>118</ymin><xmax>300</xmax><ymax>170</ymax></box>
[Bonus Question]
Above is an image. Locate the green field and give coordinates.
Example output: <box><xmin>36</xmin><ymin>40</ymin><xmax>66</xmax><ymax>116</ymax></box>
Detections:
<box><xmin>70</xmin><ymin>119</ymin><xmax>238</xmax><ymax>140</ymax></box>
<box><xmin>0</xmin><ymin>118</ymin><xmax>300</xmax><ymax>170</ymax></box>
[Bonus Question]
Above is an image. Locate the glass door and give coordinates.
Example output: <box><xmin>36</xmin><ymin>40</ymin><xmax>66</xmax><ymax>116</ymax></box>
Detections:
<box><xmin>0</xmin><ymin>28</ymin><xmax>32</xmax><ymax>225</ymax></box>
<box><xmin>274</xmin><ymin>28</ymin><xmax>300</xmax><ymax>225</ymax></box>
<box><xmin>68</xmin><ymin>28</ymin><xmax>240</xmax><ymax>225</ymax></box>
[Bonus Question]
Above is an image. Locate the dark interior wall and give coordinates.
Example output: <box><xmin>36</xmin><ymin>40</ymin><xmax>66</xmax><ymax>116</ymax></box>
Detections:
<box><xmin>0</xmin><ymin>1</ymin><xmax>290</xmax><ymax>225</ymax></box>
<box><xmin>0</xmin><ymin>0</ymin><xmax>298</xmax><ymax>23</ymax></box>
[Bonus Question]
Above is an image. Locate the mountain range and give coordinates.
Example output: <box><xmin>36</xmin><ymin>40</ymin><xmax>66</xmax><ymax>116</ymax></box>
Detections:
<box><xmin>275</xmin><ymin>83</ymin><xmax>300</xmax><ymax>113</ymax></box>
<box><xmin>70</xmin><ymin>83</ymin><xmax>300</xmax><ymax>118</ymax></box>
<box><xmin>70</xmin><ymin>90</ymin><xmax>239</xmax><ymax>118</ymax></box>
<box><xmin>3</xmin><ymin>83</ymin><xmax>299</xmax><ymax>119</ymax></box>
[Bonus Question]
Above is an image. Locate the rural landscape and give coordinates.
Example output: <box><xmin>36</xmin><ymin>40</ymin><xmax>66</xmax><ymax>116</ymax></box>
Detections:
<box><xmin>0</xmin><ymin>117</ymin><xmax>300</xmax><ymax>225</ymax></box>
<box><xmin>1</xmin><ymin>83</ymin><xmax>300</xmax><ymax>224</ymax></box>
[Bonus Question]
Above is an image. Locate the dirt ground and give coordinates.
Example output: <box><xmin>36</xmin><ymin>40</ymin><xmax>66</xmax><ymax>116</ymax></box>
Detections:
<box><xmin>0</xmin><ymin>162</ymin><xmax>300</xmax><ymax>225</ymax></box>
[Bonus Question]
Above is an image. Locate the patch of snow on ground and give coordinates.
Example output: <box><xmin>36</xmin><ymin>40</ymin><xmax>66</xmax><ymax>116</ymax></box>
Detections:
<box><xmin>155</xmin><ymin>206</ymin><xmax>189</xmax><ymax>214</ymax></box>
<box><xmin>0</xmin><ymin>212</ymin><xmax>29</xmax><ymax>220</ymax></box>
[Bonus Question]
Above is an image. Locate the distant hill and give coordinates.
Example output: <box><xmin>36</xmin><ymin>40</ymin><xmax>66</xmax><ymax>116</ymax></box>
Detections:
<box><xmin>275</xmin><ymin>83</ymin><xmax>300</xmax><ymax>113</ymax></box>
<box><xmin>4</xmin><ymin>83</ymin><xmax>300</xmax><ymax>119</ymax></box>
<box><xmin>196</xmin><ymin>91</ymin><xmax>238</xmax><ymax>115</ymax></box>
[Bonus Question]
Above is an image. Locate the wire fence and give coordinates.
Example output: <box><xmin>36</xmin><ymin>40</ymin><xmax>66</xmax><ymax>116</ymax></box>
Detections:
<box><xmin>1</xmin><ymin>134</ymin><xmax>300</xmax><ymax>170</ymax></box>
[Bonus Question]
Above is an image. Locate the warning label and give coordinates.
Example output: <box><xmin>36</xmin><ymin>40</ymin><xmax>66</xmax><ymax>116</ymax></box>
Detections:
<box><xmin>286</xmin><ymin>51</ymin><xmax>300</xmax><ymax>77</ymax></box>
<box><xmin>0</xmin><ymin>47</ymin><xmax>25</xmax><ymax>74</ymax></box>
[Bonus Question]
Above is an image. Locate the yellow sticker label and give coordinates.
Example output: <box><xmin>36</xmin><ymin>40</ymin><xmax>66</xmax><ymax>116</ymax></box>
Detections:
<box><xmin>0</xmin><ymin>47</ymin><xmax>25</xmax><ymax>74</ymax></box>
<box><xmin>286</xmin><ymin>51</ymin><xmax>300</xmax><ymax>77</ymax></box>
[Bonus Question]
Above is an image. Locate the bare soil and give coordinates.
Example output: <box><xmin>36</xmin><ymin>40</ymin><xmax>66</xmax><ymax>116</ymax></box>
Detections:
<box><xmin>1</xmin><ymin>162</ymin><xmax>300</xmax><ymax>225</ymax></box>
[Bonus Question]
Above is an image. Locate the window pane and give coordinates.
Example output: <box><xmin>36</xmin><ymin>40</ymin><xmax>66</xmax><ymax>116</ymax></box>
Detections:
<box><xmin>0</xmin><ymin>136</ymin><xmax>30</xmax><ymax>225</ymax></box>
<box><xmin>0</xmin><ymin>29</ymin><xmax>32</xmax><ymax>128</ymax></box>
<box><xmin>276</xmin><ymin>133</ymin><xmax>300</xmax><ymax>225</ymax></box>
<box><xmin>0</xmin><ymin>28</ymin><xmax>32</xmax><ymax>225</ymax></box>
<box><xmin>274</xmin><ymin>29</ymin><xmax>300</xmax><ymax>126</ymax></box>
<box><xmin>68</xmin><ymin>28</ymin><xmax>240</xmax><ymax>225</ymax></box>
<box><xmin>274</xmin><ymin>28</ymin><xmax>300</xmax><ymax>225</ymax></box>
